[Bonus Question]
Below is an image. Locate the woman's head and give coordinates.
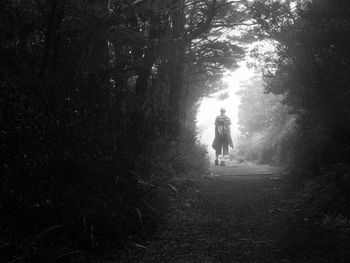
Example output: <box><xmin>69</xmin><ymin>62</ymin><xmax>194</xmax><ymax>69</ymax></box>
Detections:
<box><xmin>220</xmin><ymin>107</ymin><xmax>226</xmax><ymax>114</ymax></box>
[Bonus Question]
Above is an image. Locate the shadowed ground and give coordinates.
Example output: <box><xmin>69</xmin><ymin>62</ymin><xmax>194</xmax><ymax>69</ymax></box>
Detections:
<box><xmin>115</xmin><ymin>163</ymin><xmax>348</xmax><ymax>263</ymax></box>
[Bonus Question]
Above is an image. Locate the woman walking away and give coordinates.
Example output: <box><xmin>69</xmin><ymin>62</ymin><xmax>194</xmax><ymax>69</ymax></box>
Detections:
<box><xmin>212</xmin><ymin>108</ymin><xmax>233</xmax><ymax>166</ymax></box>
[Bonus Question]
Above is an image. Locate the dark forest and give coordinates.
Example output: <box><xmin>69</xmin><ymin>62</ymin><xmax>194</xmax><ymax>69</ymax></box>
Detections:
<box><xmin>1</xmin><ymin>0</ymin><xmax>350</xmax><ymax>262</ymax></box>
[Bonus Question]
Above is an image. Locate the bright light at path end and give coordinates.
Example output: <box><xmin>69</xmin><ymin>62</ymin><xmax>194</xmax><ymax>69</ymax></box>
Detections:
<box><xmin>196</xmin><ymin>61</ymin><xmax>256</xmax><ymax>160</ymax></box>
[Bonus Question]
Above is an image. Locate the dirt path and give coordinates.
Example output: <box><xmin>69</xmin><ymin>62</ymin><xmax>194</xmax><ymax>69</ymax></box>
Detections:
<box><xmin>116</xmin><ymin>164</ymin><xmax>345</xmax><ymax>263</ymax></box>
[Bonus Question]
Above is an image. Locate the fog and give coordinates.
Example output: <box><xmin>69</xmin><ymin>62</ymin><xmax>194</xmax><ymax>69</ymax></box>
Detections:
<box><xmin>196</xmin><ymin>60</ymin><xmax>257</xmax><ymax>161</ymax></box>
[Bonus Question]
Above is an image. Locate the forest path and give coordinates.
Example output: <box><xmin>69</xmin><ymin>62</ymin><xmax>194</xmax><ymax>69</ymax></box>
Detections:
<box><xmin>118</xmin><ymin>163</ymin><xmax>341</xmax><ymax>263</ymax></box>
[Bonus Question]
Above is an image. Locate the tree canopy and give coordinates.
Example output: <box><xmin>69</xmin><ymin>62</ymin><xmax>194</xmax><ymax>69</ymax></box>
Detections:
<box><xmin>2</xmin><ymin>0</ymin><xmax>350</xmax><ymax>261</ymax></box>
<box><xmin>236</xmin><ymin>0</ymin><xmax>350</xmax><ymax>217</ymax></box>
<box><xmin>0</xmin><ymin>0</ymin><xmax>249</xmax><ymax>261</ymax></box>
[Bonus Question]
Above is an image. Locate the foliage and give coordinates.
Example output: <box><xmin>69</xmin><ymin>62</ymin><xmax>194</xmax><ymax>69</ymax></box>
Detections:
<box><xmin>0</xmin><ymin>0</ymin><xmax>247</xmax><ymax>261</ymax></box>
<box><xmin>236</xmin><ymin>74</ymin><xmax>297</xmax><ymax>165</ymax></box>
<box><xmin>247</xmin><ymin>0</ymin><xmax>350</xmax><ymax>217</ymax></box>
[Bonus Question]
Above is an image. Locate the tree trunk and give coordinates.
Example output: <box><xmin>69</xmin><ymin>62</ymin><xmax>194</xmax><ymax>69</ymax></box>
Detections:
<box><xmin>135</xmin><ymin>7</ymin><xmax>162</xmax><ymax>98</ymax></box>
<box><xmin>168</xmin><ymin>0</ymin><xmax>185</xmax><ymax>136</ymax></box>
<box><xmin>135</xmin><ymin>44</ymin><xmax>155</xmax><ymax>97</ymax></box>
<box><xmin>39</xmin><ymin>0</ymin><xmax>58</xmax><ymax>78</ymax></box>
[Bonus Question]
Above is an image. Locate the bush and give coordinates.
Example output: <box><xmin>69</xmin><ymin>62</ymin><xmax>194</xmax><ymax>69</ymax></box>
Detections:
<box><xmin>0</xmin><ymin>96</ymin><xmax>208</xmax><ymax>262</ymax></box>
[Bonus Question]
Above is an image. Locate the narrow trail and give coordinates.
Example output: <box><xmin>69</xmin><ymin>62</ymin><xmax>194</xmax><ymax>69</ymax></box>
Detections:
<box><xmin>118</xmin><ymin>164</ymin><xmax>344</xmax><ymax>263</ymax></box>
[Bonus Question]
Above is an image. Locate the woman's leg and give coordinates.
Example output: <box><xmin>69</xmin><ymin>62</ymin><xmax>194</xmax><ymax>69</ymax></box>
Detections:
<box><xmin>215</xmin><ymin>146</ymin><xmax>221</xmax><ymax>165</ymax></box>
<box><xmin>221</xmin><ymin>143</ymin><xmax>229</xmax><ymax>166</ymax></box>
<box><xmin>215</xmin><ymin>140</ymin><xmax>222</xmax><ymax>165</ymax></box>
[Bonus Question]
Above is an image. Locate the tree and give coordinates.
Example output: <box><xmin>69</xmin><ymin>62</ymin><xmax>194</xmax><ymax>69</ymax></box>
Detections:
<box><xmin>248</xmin><ymin>0</ymin><xmax>350</xmax><ymax>215</ymax></box>
<box><xmin>0</xmin><ymin>0</ymin><xmax>252</xmax><ymax>261</ymax></box>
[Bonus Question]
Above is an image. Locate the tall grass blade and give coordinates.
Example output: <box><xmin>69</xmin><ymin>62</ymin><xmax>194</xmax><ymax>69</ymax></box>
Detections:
<box><xmin>8</xmin><ymin>256</ymin><xmax>28</xmax><ymax>263</ymax></box>
<box><xmin>134</xmin><ymin>207</ymin><xmax>143</xmax><ymax>224</ymax></box>
<box><xmin>33</xmin><ymin>224</ymin><xmax>62</xmax><ymax>241</ymax></box>
<box><xmin>167</xmin><ymin>184</ymin><xmax>178</xmax><ymax>194</ymax></box>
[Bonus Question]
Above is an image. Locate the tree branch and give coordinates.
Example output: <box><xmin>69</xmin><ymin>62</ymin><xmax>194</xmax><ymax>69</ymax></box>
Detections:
<box><xmin>212</xmin><ymin>22</ymin><xmax>258</xmax><ymax>28</ymax></box>
<box><xmin>183</xmin><ymin>0</ymin><xmax>217</xmax><ymax>43</ymax></box>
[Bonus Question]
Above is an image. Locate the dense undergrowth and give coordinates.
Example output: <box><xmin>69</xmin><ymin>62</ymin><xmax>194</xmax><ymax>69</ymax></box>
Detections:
<box><xmin>0</xmin><ymin>1</ymin><xmax>226</xmax><ymax>261</ymax></box>
<box><xmin>236</xmin><ymin>0</ymin><xmax>350</xmax><ymax>222</ymax></box>
<box><xmin>1</xmin><ymin>94</ymin><xmax>208</xmax><ymax>262</ymax></box>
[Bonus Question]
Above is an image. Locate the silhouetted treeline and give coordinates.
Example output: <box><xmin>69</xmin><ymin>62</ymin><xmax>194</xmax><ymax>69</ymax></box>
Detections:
<box><xmin>0</xmin><ymin>0</ymin><xmax>247</xmax><ymax>261</ymax></box>
<box><xmin>249</xmin><ymin>0</ymin><xmax>350</xmax><ymax>217</ymax></box>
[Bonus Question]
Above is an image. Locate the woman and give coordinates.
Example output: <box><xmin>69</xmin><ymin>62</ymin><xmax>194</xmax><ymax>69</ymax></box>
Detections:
<box><xmin>212</xmin><ymin>108</ymin><xmax>233</xmax><ymax>166</ymax></box>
